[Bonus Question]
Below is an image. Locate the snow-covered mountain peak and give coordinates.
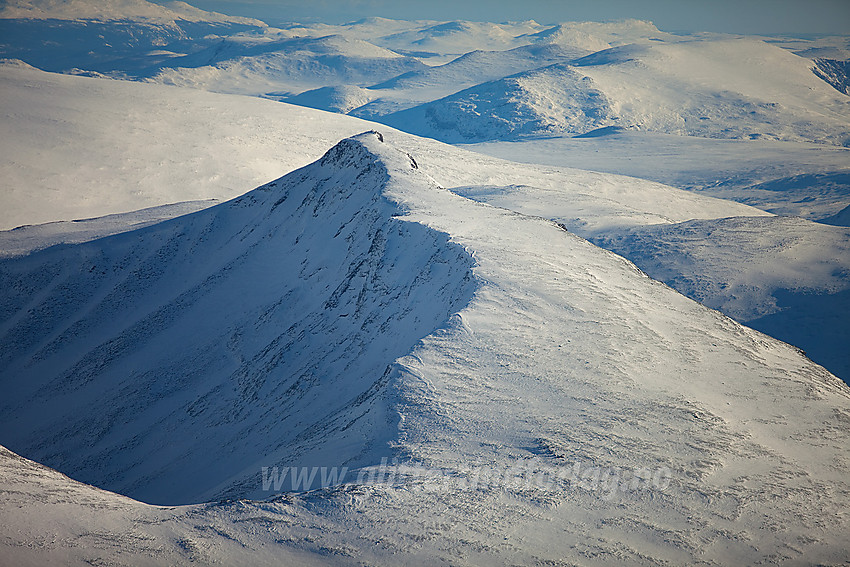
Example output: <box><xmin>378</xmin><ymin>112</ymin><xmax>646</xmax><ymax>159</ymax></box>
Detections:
<box><xmin>0</xmin><ymin>129</ymin><xmax>476</xmax><ymax>505</ymax></box>
<box><xmin>321</xmin><ymin>130</ymin><xmax>419</xmax><ymax>173</ymax></box>
<box><xmin>3</xmin><ymin>11</ymin><xmax>850</xmax><ymax>563</ymax></box>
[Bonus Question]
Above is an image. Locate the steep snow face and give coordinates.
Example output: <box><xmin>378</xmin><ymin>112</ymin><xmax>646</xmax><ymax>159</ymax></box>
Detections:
<box><xmin>813</xmin><ymin>57</ymin><xmax>850</xmax><ymax>94</ymax></box>
<box><xmin>0</xmin><ymin>132</ymin><xmax>475</xmax><ymax>505</ymax></box>
<box><xmin>3</xmin><ymin>133</ymin><xmax>850</xmax><ymax>565</ymax></box>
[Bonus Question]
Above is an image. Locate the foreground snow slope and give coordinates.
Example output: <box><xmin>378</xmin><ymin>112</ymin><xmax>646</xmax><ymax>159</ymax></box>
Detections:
<box><xmin>2</xmin><ymin>133</ymin><xmax>850</xmax><ymax>565</ymax></box>
<box><xmin>0</xmin><ymin>444</ymin><xmax>326</xmax><ymax>566</ymax></box>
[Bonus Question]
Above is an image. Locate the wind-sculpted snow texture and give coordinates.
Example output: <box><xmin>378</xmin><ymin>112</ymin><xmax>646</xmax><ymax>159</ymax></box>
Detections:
<box><xmin>2</xmin><ymin>133</ymin><xmax>850</xmax><ymax>566</ymax></box>
<box><xmin>0</xmin><ymin>132</ymin><xmax>475</xmax><ymax>505</ymax></box>
<box><xmin>591</xmin><ymin>216</ymin><xmax>850</xmax><ymax>383</ymax></box>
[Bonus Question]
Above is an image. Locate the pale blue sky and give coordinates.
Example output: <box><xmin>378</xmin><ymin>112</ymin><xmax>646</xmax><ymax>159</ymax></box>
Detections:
<box><xmin>169</xmin><ymin>0</ymin><xmax>850</xmax><ymax>35</ymax></box>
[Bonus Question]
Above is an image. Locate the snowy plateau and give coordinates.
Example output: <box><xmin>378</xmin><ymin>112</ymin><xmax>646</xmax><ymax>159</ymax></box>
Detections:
<box><xmin>1</xmin><ymin>0</ymin><xmax>850</xmax><ymax>565</ymax></box>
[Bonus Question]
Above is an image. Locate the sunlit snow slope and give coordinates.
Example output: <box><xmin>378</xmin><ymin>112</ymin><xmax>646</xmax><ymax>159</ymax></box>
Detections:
<box><xmin>448</xmin><ymin>154</ymin><xmax>850</xmax><ymax>384</ymax></box>
<box><xmin>2</xmin><ymin>132</ymin><xmax>850</xmax><ymax>566</ymax></box>
<box><xmin>0</xmin><ymin>60</ymin><xmax>372</xmax><ymax>229</ymax></box>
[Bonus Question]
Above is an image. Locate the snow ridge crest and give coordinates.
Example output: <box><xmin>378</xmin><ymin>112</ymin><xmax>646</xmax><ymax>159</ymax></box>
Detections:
<box><xmin>318</xmin><ymin>130</ymin><xmax>419</xmax><ymax>175</ymax></box>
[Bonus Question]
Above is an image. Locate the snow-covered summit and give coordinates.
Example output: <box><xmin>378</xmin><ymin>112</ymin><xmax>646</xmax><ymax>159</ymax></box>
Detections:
<box><xmin>0</xmin><ymin>130</ymin><xmax>474</xmax><ymax>505</ymax></box>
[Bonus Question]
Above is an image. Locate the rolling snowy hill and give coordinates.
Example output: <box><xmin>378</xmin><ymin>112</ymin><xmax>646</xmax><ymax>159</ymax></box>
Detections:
<box><xmin>0</xmin><ymin>60</ymin><xmax>373</xmax><ymax>229</ymax></box>
<box><xmin>3</xmin><ymin>5</ymin><xmax>846</xmax><ymax>150</ymax></box>
<box><xmin>385</xmin><ymin>38</ymin><xmax>850</xmax><ymax>144</ymax></box>
<box><xmin>2</xmin><ymin>132</ymin><xmax>850</xmax><ymax>565</ymax></box>
<box><xmin>151</xmin><ymin>32</ymin><xmax>428</xmax><ymax>96</ymax></box>
<box><xmin>289</xmin><ymin>43</ymin><xmax>590</xmax><ymax>118</ymax></box>
<box><xmin>382</xmin><ymin>61</ymin><xmax>616</xmax><ymax>142</ymax></box>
